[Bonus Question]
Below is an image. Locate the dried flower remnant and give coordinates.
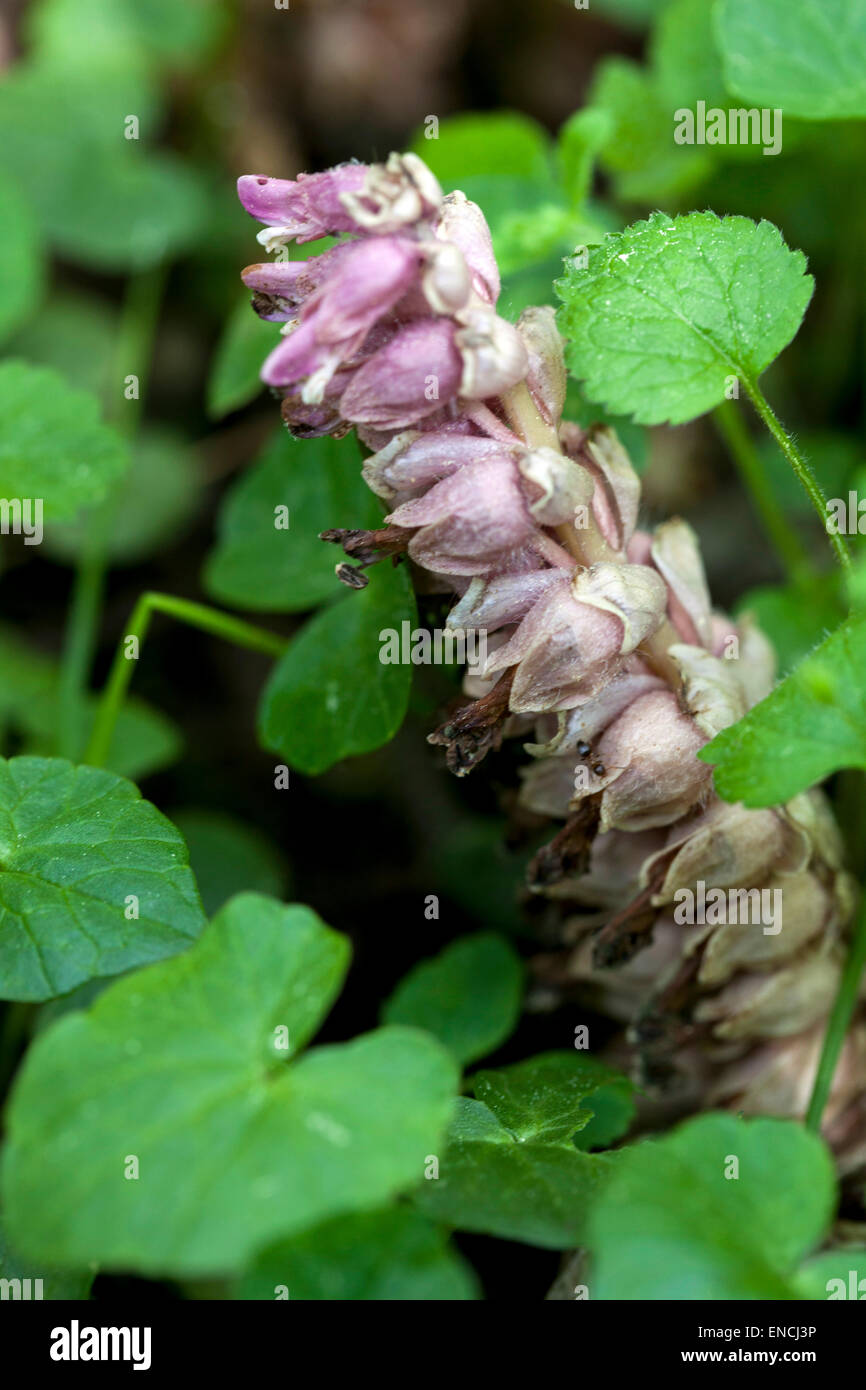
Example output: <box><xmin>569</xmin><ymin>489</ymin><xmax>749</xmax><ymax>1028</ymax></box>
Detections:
<box><xmin>238</xmin><ymin>153</ymin><xmax>865</xmax><ymax>1165</ymax></box>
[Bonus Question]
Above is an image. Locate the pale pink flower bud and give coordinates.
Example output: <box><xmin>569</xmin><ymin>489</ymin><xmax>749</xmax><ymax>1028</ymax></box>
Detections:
<box><xmin>518</xmin><ymin>749</ymin><xmax>585</xmax><ymax>819</ymax></box>
<box><xmin>338</xmin><ymin>318</ymin><xmax>463</xmax><ymax>429</ymax></box>
<box><xmin>525</xmin><ymin>662</ymin><xmax>664</xmax><ymax>757</ymax></box>
<box><xmin>709</xmin><ymin>1021</ymin><xmax>866</xmax><ymax>1152</ymax></box>
<box><xmin>518</xmin><ymin>446</ymin><xmax>594</xmax><ymax>527</ymax></box>
<box><xmin>573</xmin><ymin>562</ymin><xmax>667</xmax><ymax>654</ymax></box>
<box><xmin>645</xmin><ymin>801</ymin><xmax>811</xmax><ymax>905</ymax></box>
<box><xmin>386</xmin><ymin>453</ymin><xmax>539</xmax><ymax>575</ymax></box>
<box><xmin>484</xmin><ymin>577</ymin><xmax>626</xmax><ymax>712</ymax></box>
<box><xmin>419</xmin><ymin>240</ymin><xmax>472</xmax><ymax>314</ymax></box>
<box><xmin>561</xmin><ymin>424</ymin><xmax>643</xmax><ymax>552</ymax></box>
<box><xmin>553</xmin><ymin>827</ymin><xmax>665</xmax><ymax>915</ymax></box>
<box><xmin>589</xmin><ymin>688</ymin><xmax>712</xmax><ymax>831</ymax></box>
<box><xmin>550</xmin><ymin>918</ymin><xmax>684</xmax><ymax>1025</ymax></box>
<box><xmin>446</xmin><ymin>569</ymin><xmax>565</xmax><ymax>633</ymax></box>
<box><xmin>362</xmin><ymin>426</ymin><xmax>508</xmax><ymax>502</ymax></box>
<box><xmin>667</xmin><ymin>643</ymin><xmax>748</xmax><ymax>738</ymax></box>
<box><xmin>697</xmin><ymin>870</ymin><xmax>835</xmax><ymax>988</ymax></box>
<box><xmin>517</xmin><ymin>306</ymin><xmax>567</xmax><ymax>427</ymax></box>
<box><xmin>455</xmin><ymin>306</ymin><xmax>529</xmax><ymax>399</ymax></box>
<box><xmin>651</xmin><ymin>518</ymin><xmax>713</xmax><ymax>646</ymax></box>
<box><xmin>240</xmin><ymin>243</ymin><xmax>354</xmax><ymax>319</ymax></box>
<box><xmin>783</xmin><ymin>788</ymin><xmax>846</xmax><ymax>871</ymax></box>
<box><xmin>434</xmin><ymin>191</ymin><xmax>500</xmax><ymax>304</ymax></box>
<box><xmin>734</xmin><ymin>612</ymin><xmax>777</xmax><ymax>706</ymax></box>
<box><xmin>584</xmin><ymin>428</ymin><xmax>642</xmax><ymax>552</ymax></box>
<box><xmin>694</xmin><ymin>945</ymin><xmax>843</xmax><ymax>1041</ymax></box>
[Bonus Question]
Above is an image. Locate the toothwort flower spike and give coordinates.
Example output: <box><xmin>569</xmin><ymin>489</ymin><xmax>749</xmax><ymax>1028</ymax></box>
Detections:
<box><xmin>238</xmin><ymin>153</ymin><xmax>866</xmax><ymax>1173</ymax></box>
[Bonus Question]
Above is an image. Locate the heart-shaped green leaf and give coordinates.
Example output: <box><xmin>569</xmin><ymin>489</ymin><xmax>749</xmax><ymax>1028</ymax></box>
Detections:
<box><xmin>1</xmin><ymin>893</ymin><xmax>458</xmax><ymax>1275</ymax></box>
<box><xmin>415</xmin><ymin>1053</ymin><xmax>632</xmax><ymax>1247</ymax></box>
<box><xmin>258</xmin><ymin>562</ymin><xmax>416</xmax><ymax>774</ymax></box>
<box><xmin>586</xmin><ymin>1114</ymin><xmax>836</xmax><ymax>1299</ymax></box>
<box><xmin>237</xmin><ymin>1206</ymin><xmax>478</xmax><ymax>1301</ymax></box>
<box><xmin>382</xmin><ymin>933</ymin><xmax>523</xmax><ymax>1066</ymax></box>
<box><xmin>205</xmin><ymin>429</ymin><xmax>380</xmax><ymax>612</ymax></box>
<box><xmin>0</xmin><ymin>756</ymin><xmax>204</xmax><ymax>1000</ymax></box>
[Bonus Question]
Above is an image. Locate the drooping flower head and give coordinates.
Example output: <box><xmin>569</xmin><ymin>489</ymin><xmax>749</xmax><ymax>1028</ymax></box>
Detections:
<box><xmin>237</xmin><ymin>154</ymin><xmax>863</xmax><ymax>1161</ymax></box>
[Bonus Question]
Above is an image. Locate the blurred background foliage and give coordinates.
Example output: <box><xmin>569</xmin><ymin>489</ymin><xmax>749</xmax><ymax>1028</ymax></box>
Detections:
<box><xmin>0</xmin><ymin>0</ymin><xmax>865</xmax><ymax>1297</ymax></box>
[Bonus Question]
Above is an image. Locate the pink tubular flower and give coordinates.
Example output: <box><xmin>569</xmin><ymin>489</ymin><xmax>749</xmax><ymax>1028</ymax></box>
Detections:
<box><xmin>237</xmin><ymin>166</ymin><xmax>370</xmax><ymax>246</ymax></box>
<box><xmin>339</xmin><ymin>318</ymin><xmax>464</xmax><ymax>430</ymax></box>
<box><xmin>258</xmin><ymin>236</ymin><xmax>422</xmax><ymax>394</ymax></box>
<box><xmin>237</xmin><ymin>152</ymin><xmax>530</xmax><ymax>437</ymax></box>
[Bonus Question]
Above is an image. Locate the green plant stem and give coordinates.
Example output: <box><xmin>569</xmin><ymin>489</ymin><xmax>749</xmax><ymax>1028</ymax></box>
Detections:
<box><xmin>743</xmin><ymin>378</ymin><xmax>851</xmax><ymax>576</ymax></box>
<box><xmin>58</xmin><ymin>534</ymin><xmax>108</xmax><ymax>758</ymax></box>
<box><xmin>806</xmin><ymin>890</ymin><xmax>866</xmax><ymax>1132</ymax></box>
<box><xmin>58</xmin><ymin>266</ymin><xmax>167</xmax><ymax>760</ymax></box>
<box><xmin>85</xmin><ymin>593</ymin><xmax>287</xmax><ymax>769</ymax></box>
<box><xmin>713</xmin><ymin>400</ymin><xmax>814</xmax><ymax>586</ymax></box>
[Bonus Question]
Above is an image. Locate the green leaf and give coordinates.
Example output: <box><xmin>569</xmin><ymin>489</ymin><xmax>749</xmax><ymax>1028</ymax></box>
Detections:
<box><xmin>736</xmin><ymin>579</ymin><xmax>841</xmax><ymax>676</ymax></box>
<box><xmin>0</xmin><ymin>60</ymin><xmax>206</xmax><ymax>270</ymax></box>
<box><xmin>650</xmin><ymin>0</ymin><xmax>729</xmax><ymax>112</ymax></box>
<box><xmin>0</xmin><ymin>756</ymin><xmax>205</xmax><ymax>1001</ymax></box>
<box><xmin>54</xmin><ymin>148</ymin><xmax>209</xmax><ymax>272</ymax></box>
<box><xmin>757</xmin><ymin>431</ymin><xmax>862</xmax><ymax>517</ymax></box>
<box><xmin>0</xmin><ymin>625</ymin><xmax>182</xmax><ymax>782</ymax></box>
<box><xmin>0</xmin><ymin>58</ymin><xmax>160</xmax><ymax>180</ymax></box>
<box><xmin>590</xmin><ymin>0</ymin><xmax>669</xmax><ymax>25</ymax></box>
<box><xmin>206</xmin><ymin>296</ymin><xmax>277</xmax><ymax>419</ymax></box>
<box><xmin>411</xmin><ymin>112</ymin><xmax>554</xmax><ymax>184</ymax></box>
<box><xmin>557</xmin><ymin>107</ymin><xmax>613</xmax><ymax>209</ymax></box>
<box><xmin>1</xmin><ymin>893</ymin><xmax>458</xmax><ymax>1275</ymax></box>
<box><xmin>717</xmin><ymin>0</ymin><xmax>866</xmax><ymax>120</ymax></box>
<box><xmin>494</xmin><ymin>202</ymin><xmax>608</xmax><ymax>280</ymax></box>
<box><xmin>26</xmin><ymin>0</ymin><xmax>229</xmax><ymax>73</ymax></box>
<box><xmin>170</xmin><ymin>809</ymin><xmax>289</xmax><ymax>917</ymax></box>
<box><xmin>0</xmin><ymin>362</ymin><xmax>128</xmax><ymax>522</ymax></box>
<box><xmin>415</xmin><ymin>1053</ymin><xmax>631</xmax><ymax>1247</ymax></box>
<box><xmin>700</xmin><ymin>616</ymin><xmax>866</xmax><ymax>806</ymax></box>
<box><xmin>429</xmin><ymin>813</ymin><xmax>530</xmax><ymax>935</ymax></box>
<box><xmin>471</xmin><ymin>1053</ymin><xmax>633</xmax><ymax>1148</ymax></box>
<box><xmin>205</xmin><ymin>429</ymin><xmax>380</xmax><ymax>612</ymax></box>
<box><xmin>792</xmin><ymin>1249</ymin><xmax>866</xmax><ymax>1301</ymax></box>
<box><xmin>586</xmin><ymin>1114</ymin><xmax>836</xmax><ymax>1299</ymax></box>
<box><xmin>0</xmin><ymin>1218</ymin><xmax>94</xmax><ymax>1300</ymax></box>
<box><xmin>382</xmin><ymin>933</ymin><xmax>523</xmax><ymax>1066</ymax></box>
<box><xmin>237</xmin><ymin>1207</ymin><xmax>478</xmax><ymax>1301</ymax></box>
<box><xmin>45</xmin><ymin>429</ymin><xmax>200</xmax><ymax>567</ymax></box>
<box><xmin>9</xmin><ymin>292</ymin><xmax>116</xmax><ymax>399</ymax></box>
<box><xmin>409</xmin><ymin>116</ymin><xmax>571</xmax><ymax>279</ymax></box>
<box><xmin>259</xmin><ymin>563</ymin><xmax>416</xmax><ymax>775</ymax></box>
<box><xmin>588</xmin><ymin>59</ymin><xmax>713</xmax><ymax>201</ymax></box>
<box><xmin>21</xmin><ymin>695</ymin><xmax>182</xmax><ymax>785</ymax></box>
<box><xmin>557</xmin><ymin>212</ymin><xmax>813</xmax><ymax>426</ymax></box>
<box><xmin>0</xmin><ymin>172</ymin><xmax>44</xmax><ymax>345</ymax></box>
